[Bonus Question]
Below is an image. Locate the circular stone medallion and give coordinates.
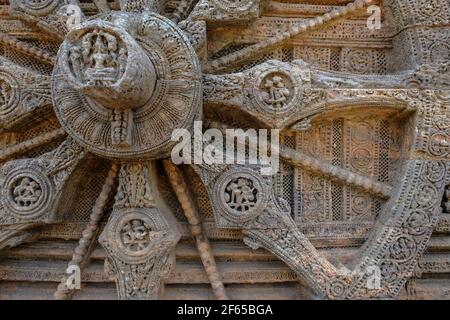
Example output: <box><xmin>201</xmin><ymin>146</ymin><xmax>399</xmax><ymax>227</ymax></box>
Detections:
<box><xmin>403</xmin><ymin>210</ymin><xmax>430</xmax><ymax>236</ymax></box>
<box><xmin>245</xmin><ymin>61</ymin><xmax>305</xmax><ymax>116</ymax></box>
<box><xmin>2</xmin><ymin>167</ymin><xmax>52</xmax><ymax>219</ymax></box>
<box><xmin>389</xmin><ymin>235</ymin><xmax>417</xmax><ymax>262</ymax></box>
<box><xmin>254</xmin><ymin>70</ymin><xmax>297</xmax><ymax>114</ymax></box>
<box><xmin>18</xmin><ymin>0</ymin><xmax>59</xmax><ymax>16</ymax></box>
<box><xmin>52</xmin><ymin>12</ymin><xmax>202</xmax><ymax>160</ymax></box>
<box><xmin>214</xmin><ymin>168</ymin><xmax>269</xmax><ymax>224</ymax></box>
<box><xmin>105</xmin><ymin>209</ymin><xmax>167</xmax><ymax>264</ymax></box>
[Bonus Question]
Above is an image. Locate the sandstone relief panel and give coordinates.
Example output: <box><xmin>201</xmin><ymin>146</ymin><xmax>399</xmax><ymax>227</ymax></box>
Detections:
<box><xmin>0</xmin><ymin>0</ymin><xmax>448</xmax><ymax>300</ymax></box>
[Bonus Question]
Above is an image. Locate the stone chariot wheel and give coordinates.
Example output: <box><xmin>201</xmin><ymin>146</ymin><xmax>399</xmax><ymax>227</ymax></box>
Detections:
<box><xmin>0</xmin><ymin>0</ymin><xmax>448</xmax><ymax>301</ymax></box>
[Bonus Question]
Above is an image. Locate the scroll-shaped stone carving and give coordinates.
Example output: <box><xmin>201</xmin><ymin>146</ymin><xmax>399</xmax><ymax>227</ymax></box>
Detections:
<box><xmin>194</xmin><ymin>164</ymin><xmax>355</xmax><ymax>299</ymax></box>
<box><xmin>9</xmin><ymin>0</ymin><xmax>84</xmax><ymax>40</ymax></box>
<box><xmin>99</xmin><ymin>163</ymin><xmax>180</xmax><ymax>300</ymax></box>
<box><xmin>52</xmin><ymin>11</ymin><xmax>202</xmax><ymax>160</ymax></box>
<box><xmin>0</xmin><ymin>57</ymin><xmax>51</xmax><ymax>131</ymax></box>
<box><xmin>0</xmin><ymin>137</ymin><xmax>86</xmax><ymax>250</ymax></box>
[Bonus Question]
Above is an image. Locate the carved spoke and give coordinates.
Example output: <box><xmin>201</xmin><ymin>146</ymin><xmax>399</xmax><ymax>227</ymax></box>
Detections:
<box><xmin>0</xmin><ymin>222</ymin><xmax>38</xmax><ymax>252</ymax></box>
<box><xmin>193</xmin><ymin>164</ymin><xmax>356</xmax><ymax>299</ymax></box>
<box><xmin>0</xmin><ymin>128</ymin><xmax>66</xmax><ymax>162</ymax></box>
<box><xmin>280</xmin><ymin>145</ymin><xmax>392</xmax><ymax>199</ymax></box>
<box><xmin>9</xmin><ymin>0</ymin><xmax>86</xmax><ymax>41</ymax></box>
<box><xmin>163</xmin><ymin>159</ymin><xmax>228</xmax><ymax>300</ymax></box>
<box><xmin>0</xmin><ymin>56</ymin><xmax>53</xmax><ymax>132</ymax></box>
<box><xmin>55</xmin><ymin>163</ymin><xmax>118</xmax><ymax>300</ymax></box>
<box><xmin>206</xmin><ymin>0</ymin><xmax>375</xmax><ymax>73</ymax></box>
<box><xmin>0</xmin><ymin>32</ymin><xmax>55</xmax><ymax>65</ymax></box>
<box><xmin>99</xmin><ymin>162</ymin><xmax>180</xmax><ymax>300</ymax></box>
<box><xmin>207</xmin><ymin>121</ymin><xmax>392</xmax><ymax>198</ymax></box>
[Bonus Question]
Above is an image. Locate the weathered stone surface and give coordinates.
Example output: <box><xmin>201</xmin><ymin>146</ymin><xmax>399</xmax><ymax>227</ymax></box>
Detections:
<box><xmin>0</xmin><ymin>0</ymin><xmax>448</xmax><ymax>300</ymax></box>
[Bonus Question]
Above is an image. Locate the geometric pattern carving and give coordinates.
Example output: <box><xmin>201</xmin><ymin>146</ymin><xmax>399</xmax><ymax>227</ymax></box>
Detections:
<box><xmin>294</xmin><ymin>116</ymin><xmax>402</xmax><ymax>224</ymax></box>
<box><xmin>3</xmin><ymin>167</ymin><xmax>51</xmax><ymax>219</ymax></box>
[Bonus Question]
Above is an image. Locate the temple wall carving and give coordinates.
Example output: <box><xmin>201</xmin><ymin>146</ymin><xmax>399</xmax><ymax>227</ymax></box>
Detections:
<box><xmin>0</xmin><ymin>0</ymin><xmax>448</xmax><ymax>300</ymax></box>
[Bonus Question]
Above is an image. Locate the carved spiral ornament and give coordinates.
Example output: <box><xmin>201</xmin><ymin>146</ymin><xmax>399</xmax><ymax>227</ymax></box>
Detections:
<box><xmin>389</xmin><ymin>236</ymin><xmax>417</xmax><ymax>262</ymax></box>
<box><xmin>403</xmin><ymin>210</ymin><xmax>430</xmax><ymax>236</ymax></box>
<box><xmin>326</xmin><ymin>279</ymin><xmax>349</xmax><ymax>299</ymax></box>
